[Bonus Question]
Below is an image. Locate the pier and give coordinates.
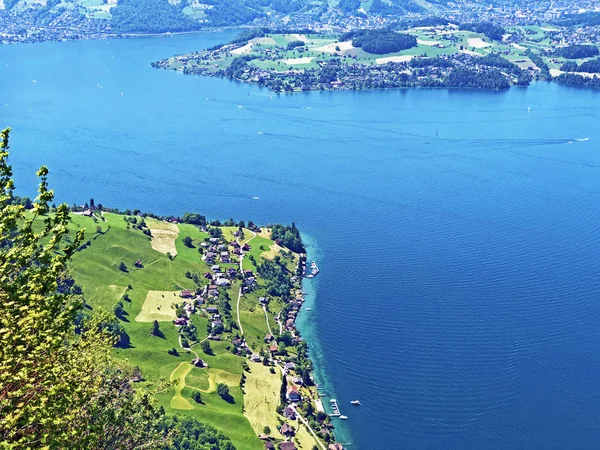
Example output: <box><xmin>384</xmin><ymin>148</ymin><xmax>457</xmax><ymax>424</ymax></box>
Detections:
<box><xmin>305</xmin><ymin>260</ymin><xmax>320</xmax><ymax>278</ymax></box>
<box><xmin>329</xmin><ymin>398</ymin><xmax>341</xmax><ymax>417</ymax></box>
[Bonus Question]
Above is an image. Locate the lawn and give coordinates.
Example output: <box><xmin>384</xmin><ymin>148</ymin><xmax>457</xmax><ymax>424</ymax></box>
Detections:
<box><xmin>243</xmin><ymin>362</ymin><xmax>283</xmax><ymax>438</ymax></box>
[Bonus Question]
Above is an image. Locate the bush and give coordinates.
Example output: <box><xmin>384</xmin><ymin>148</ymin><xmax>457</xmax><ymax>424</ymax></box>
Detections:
<box><xmin>192</xmin><ymin>391</ymin><xmax>202</xmax><ymax>403</ymax></box>
<box><xmin>217</xmin><ymin>383</ymin><xmax>229</xmax><ymax>399</ymax></box>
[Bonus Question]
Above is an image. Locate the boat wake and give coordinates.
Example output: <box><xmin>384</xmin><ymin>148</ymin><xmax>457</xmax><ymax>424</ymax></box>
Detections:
<box><xmin>575</xmin><ymin>137</ymin><xmax>590</xmax><ymax>141</ymax></box>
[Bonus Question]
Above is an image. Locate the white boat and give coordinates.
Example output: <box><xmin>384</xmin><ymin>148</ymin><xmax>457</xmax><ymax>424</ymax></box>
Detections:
<box><xmin>305</xmin><ymin>307</ymin><xmax>311</xmax><ymax>311</ymax></box>
<box><xmin>339</xmin><ymin>415</ymin><xmax>348</xmax><ymax>420</ymax></box>
<box><xmin>330</xmin><ymin>399</ymin><xmax>336</xmax><ymax>403</ymax></box>
<box><xmin>350</xmin><ymin>400</ymin><xmax>361</xmax><ymax>405</ymax></box>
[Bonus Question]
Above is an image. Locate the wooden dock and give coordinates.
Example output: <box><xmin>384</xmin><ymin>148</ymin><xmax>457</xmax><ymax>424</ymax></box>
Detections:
<box><xmin>329</xmin><ymin>398</ymin><xmax>341</xmax><ymax>417</ymax></box>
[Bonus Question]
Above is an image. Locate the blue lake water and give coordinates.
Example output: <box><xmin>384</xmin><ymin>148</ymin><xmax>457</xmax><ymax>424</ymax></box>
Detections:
<box><xmin>2</xmin><ymin>32</ymin><xmax>600</xmax><ymax>449</ymax></box>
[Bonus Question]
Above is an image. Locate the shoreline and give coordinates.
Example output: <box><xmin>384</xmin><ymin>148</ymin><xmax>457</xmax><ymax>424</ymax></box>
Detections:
<box><xmin>298</xmin><ymin>233</ymin><xmax>353</xmax><ymax>446</ymax></box>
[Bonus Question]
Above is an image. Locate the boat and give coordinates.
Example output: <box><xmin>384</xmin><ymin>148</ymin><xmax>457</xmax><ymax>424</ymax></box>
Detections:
<box><xmin>350</xmin><ymin>400</ymin><xmax>361</xmax><ymax>405</ymax></box>
<box><xmin>339</xmin><ymin>415</ymin><xmax>348</xmax><ymax>420</ymax></box>
<box><xmin>330</xmin><ymin>399</ymin><xmax>336</xmax><ymax>403</ymax></box>
<box><xmin>305</xmin><ymin>307</ymin><xmax>311</xmax><ymax>311</ymax></box>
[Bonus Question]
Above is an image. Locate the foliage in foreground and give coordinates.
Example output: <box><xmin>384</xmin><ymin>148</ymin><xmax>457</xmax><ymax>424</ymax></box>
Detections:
<box><xmin>0</xmin><ymin>128</ymin><xmax>236</xmax><ymax>449</ymax></box>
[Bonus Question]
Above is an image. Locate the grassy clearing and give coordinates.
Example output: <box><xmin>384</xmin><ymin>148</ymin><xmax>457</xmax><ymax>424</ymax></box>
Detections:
<box><xmin>135</xmin><ymin>290</ymin><xmax>180</xmax><ymax>322</ymax></box>
<box><xmin>243</xmin><ymin>362</ymin><xmax>283</xmax><ymax>437</ymax></box>
<box><xmin>146</xmin><ymin>218</ymin><xmax>179</xmax><ymax>256</ymax></box>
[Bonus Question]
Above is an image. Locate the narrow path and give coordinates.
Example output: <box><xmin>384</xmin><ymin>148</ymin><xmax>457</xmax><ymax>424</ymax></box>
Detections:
<box><xmin>276</xmin><ymin>309</ymin><xmax>283</xmax><ymax>335</ymax></box>
<box><xmin>263</xmin><ymin>305</ymin><xmax>273</xmax><ymax>335</ymax></box>
<box><xmin>236</xmin><ymin>230</ymin><xmax>257</xmax><ymax>339</ymax></box>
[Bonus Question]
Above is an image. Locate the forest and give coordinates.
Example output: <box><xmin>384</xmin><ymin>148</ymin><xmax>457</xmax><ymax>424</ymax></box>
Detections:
<box><xmin>110</xmin><ymin>0</ymin><xmax>201</xmax><ymax>33</ymax></box>
<box><xmin>459</xmin><ymin>22</ymin><xmax>505</xmax><ymax>41</ymax></box>
<box><xmin>347</xmin><ymin>29</ymin><xmax>417</xmax><ymax>54</ymax></box>
<box><xmin>555</xmin><ymin>44</ymin><xmax>599</xmax><ymax>60</ymax></box>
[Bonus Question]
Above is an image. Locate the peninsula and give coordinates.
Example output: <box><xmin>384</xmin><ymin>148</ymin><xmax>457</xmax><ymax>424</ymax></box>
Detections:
<box><xmin>63</xmin><ymin>206</ymin><xmax>338</xmax><ymax>450</ymax></box>
<box><xmin>1</xmin><ymin>128</ymin><xmax>341</xmax><ymax>450</ymax></box>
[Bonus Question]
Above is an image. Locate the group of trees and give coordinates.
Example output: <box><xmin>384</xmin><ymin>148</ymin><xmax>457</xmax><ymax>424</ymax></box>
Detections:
<box><xmin>525</xmin><ymin>49</ymin><xmax>551</xmax><ymax>81</ymax></box>
<box><xmin>554</xmin><ymin>73</ymin><xmax>600</xmax><ymax>89</ymax></box>
<box><xmin>286</xmin><ymin>40</ymin><xmax>305</xmax><ymax>50</ymax></box>
<box><xmin>555</xmin><ymin>44</ymin><xmax>599</xmax><ymax>60</ymax></box>
<box><xmin>459</xmin><ymin>22</ymin><xmax>505</xmax><ymax>41</ymax></box>
<box><xmin>560</xmin><ymin>58</ymin><xmax>600</xmax><ymax>73</ymax></box>
<box><xmin>347</xmin><ymin>29</ymin><xmax>417</xmax><ymax>55</ymax></box>
<box><xmin>270</xmin><ymin>223</ymin><xmax>305</xmax><ymax>253</ymax></box>
<box><xmin>444</xmin><ymin>68</ymin><xmax>511</xmax><ymax>89</ymax></box>
<box><xmin>370</xmin><ymin>0</ymin><xmax>423</xmax><ymax>15</ymax></box>
<box><xmin>257</xmin><ymin>258</ymin><xmax>293</xmax><ymax>298</ymax></box>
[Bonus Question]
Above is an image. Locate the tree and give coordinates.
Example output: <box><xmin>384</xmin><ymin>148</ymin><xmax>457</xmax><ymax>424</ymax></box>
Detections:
<box><xmin>151</xmin><ymin>319</ymin><xmax>161</xmax><ymax>337</ymax></box>
<box><xmin>183</xmin><ymin>236</ymin><xmax>193</xmax><ymax>248</ymax></box>
<box><xmin>113</xmin><ymin>301</ymin><xmax>125</xmax><ymax>319</ymax></box>
<box><xmin>263</xmin><ymin>425</ymin><xmax>271</xmax><ymax>435</ymax></box>
<box><xmin>217</xmin><ymin>383</ymin><xmax>229</xmax><ymax>399</ymax></box>
<box><xmin>119</xmin><ymin>261</ymin><xmax>127</xmax><ymax>272</ymax></box>
<box><xmin>192</xmin><ymin>391</ymin><xmax>202</xmax><ymax>404</ymax></box>
<box><xmin>201</xmin><ymin>340</ymin><xmax>212</xmax><ymax>355</ymax></box>
<box><xmin>0</xmin><ymin>128</ymin><xmax>167</xmax><ymax>448</ymax></box>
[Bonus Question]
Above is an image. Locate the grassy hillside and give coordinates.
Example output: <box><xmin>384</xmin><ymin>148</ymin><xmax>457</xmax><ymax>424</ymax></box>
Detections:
<box><xmin>35</xmin><ymin>209</ymin><xmax>311</xmax><ymax>449</ymax></box>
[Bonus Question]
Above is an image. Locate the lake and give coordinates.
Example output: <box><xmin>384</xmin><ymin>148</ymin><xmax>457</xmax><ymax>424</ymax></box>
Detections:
<box><xmin>2</xmin><ymin>32</ymin><xmax>600</xmax><ymax>449</ymax></box>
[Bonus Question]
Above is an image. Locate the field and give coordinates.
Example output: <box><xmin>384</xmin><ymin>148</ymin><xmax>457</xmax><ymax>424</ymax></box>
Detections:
<box><xmin>47</xmin><ymin>210</ymin><xmax>303</xmax><ymax>450</ymax></box>
<box><xmin>135</xmin><ymin>290</ymin><xmax>180</xmax><ymax>322</ymax></box>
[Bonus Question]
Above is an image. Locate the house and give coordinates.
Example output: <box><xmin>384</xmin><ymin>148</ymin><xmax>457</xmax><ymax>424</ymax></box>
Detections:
<box><xmin>293</xmin><ymin>377</ymin><xmax>303</xmax><ymax>385</ymax></box>
<box><xmin>280</xmin><ymin>424</ymin><xmax>295</xmax><ymax>437</ymax></box>
<box><xmin>245</xmin><ymin>277</ymin><xmax>256</xmax><ymax>286</ymax></box>
<box><xmin>209</xmin><ymin>237</ymin><xmax>219</xmax><ymax>244</ymax></box>
<box><xmin>206</xmin><ymin>306</ymin><xmax>219</xmax><ymax>314</ymax></box>
<box><xmin>283</xmin><ymin>406</ymin><xmax>296</xmax><ymax>419</ymax></box>
<box><xmin>208</xmin><ymin>335</ymin><xmax>221</xmax><ymax>341</ymax></box>
<box><xmin>264</xmin><ymin>441</ymin><xmax>274</xmax><ymax>450</ymax></box>
<box><xmin>180</xmin><ymin>289</ymin><xmax>193</xmax><ymax>298</ymax></box>
<box><xmin>173</xmin><ymin>317</ymin><xmax>188</xmax><ymax>326</ymax></box>
<box><xmin>208</xmin><ymin>289</ymin><xmax>219</xmax><ymax>297</ymax></box>
<box><xmin>192</xmin><ymin>358</ymin><xmax>205</xmax><ymax>368</ymax></box>
<box><xmin>184</xmin><ymin>302</ymin><xmax>195</xmax><ymax>314</ymax></box>
<box><xmin>258</xmin><ymin>297</ymin><xmax>268</xmax><ymax>305</ymax></box>
<box><xmin>242</xmin><ymin>243</ymin><xmax>250</xmax><ymax>251</ymax></box>
<box><xmin>227</xmin><ymin>267</ymin><xmax>237</xmax><ymax>278</ymax></box>
<box><xmin>328</xmin><ymin>444</ymin><xmax>344</xmax><ymax>450</ymax></box>
<box><xmin>286</xmin><ymin>385</ymin><xmax>301</xmax><ymax>402</ymax></box>
<box><xmin>220</xmin><ymin>251</ymin><xmax>231</xmax><ymax>263</ymax></box>
<box><xmin>244</xmin><ymin>269</ymin><xmax>254</xmax><ymax>278</ymax></box>
<box><xmin>211</xmin><ymin>264</ymin><xmax>220</xmax><ymax>272</ymax></box>
<box><xmin>231</xmin><ymin>240</ymin><xmax>240</xmax><ymax>248</ymax></box>
<box><xmin>283</xmin><ymin>362</ymin><xmax>295</xmax><ymax>371</ymax></box>
<box><xmin>279</xmin><ymin>442</ymin><xmax>296</xmax><ymax>450</ymax></box>
<box><xmin>211</xmin><ymin>319</ymin><xmax>223</xmax><ymax>328</ymax></box>
<box><xmin>204</xmin><ymin>272</ymin><xmax>213</xmax><ymax>280</ymax></box>
<box><xmin>269</xmin><ymin>344</ymin><xmax>278</xmax><ymax>353</ymax></box>
<box><xmin>264</xmin><ymin>333</ymin><xmax>274</xmax><ymax>342</ymax></box>
<box><xmin>215</xmin><ymin>278</ymin><xmax>230</xmax><ymax>287</ymax></box>
<box><xmin>232</xmin><ymin>338</ymin><xmax>242</xmax><ymax>347</ymax></box>
<box><xmin>251</xmin><ymin>354</ymin><xmax>262</xmax><ymax>362</ymax></box>
<box><xmin>205</xmin><ymin>252</ymin><xmax>216</xmax><ymax>263</ymax></box>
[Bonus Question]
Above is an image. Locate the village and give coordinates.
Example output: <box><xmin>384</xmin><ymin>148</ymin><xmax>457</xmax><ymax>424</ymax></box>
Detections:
<box><xmin>148</xmin><ymin>219</ymin><xmax>344</xmax><ymax>450</ymax></box>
